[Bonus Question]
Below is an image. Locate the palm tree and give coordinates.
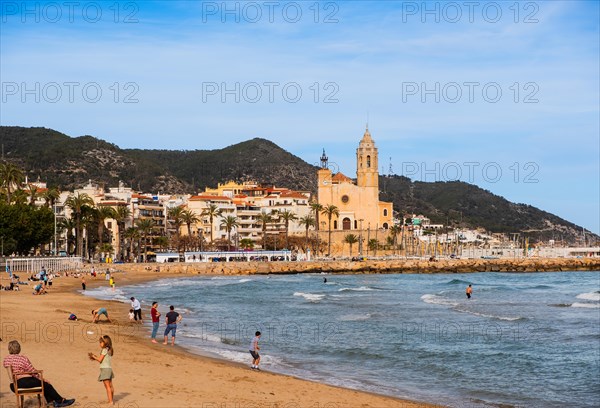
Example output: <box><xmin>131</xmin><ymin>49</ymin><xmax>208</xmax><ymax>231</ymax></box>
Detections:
<box><xmin>220</xmin><ymin>215</ymin><xmax>239</xmax><ymax>251</ymax></box>
<box><xmin>123</xmin><ymin>227</ymin><xmax>140</xmax><ymax>262</ymax></box>
<box><xmin>0</xmin><ymin>162</ymin><xmax>24</xmax><ymax>204</ymax></box>
<box><xmin>240</xmin><ymin>238</ymin><xmax>254</xmax><ymax>250</ymax></box>
<box><xmin>344</xmin><ymin>234</ymin><xmax>359</xmax><ymax>257</ymax></box>
<box><xmin>201</xmin><ymin>204</ymin><xmax>222</xmax><ymax>243</ymax></box>
<box><xmin>168</xmin><ymin>206</ymin><xmax>185</xmax><ymax>240</ymax></box>
<box><xmin>58</xmin><ymin>218</ymin><xmax>76</xmax><ymax>255</ymax></box>
<box><xmin>321</xmin><ymin>204</ymin><xmax>339</xmax><ymax>256</ymax></box>
<box><xmin>26</xmin><ymin>185</ymin><xmax>39</xmax><ymax>205</ymax></box>
<box><xmin>42</xmin><ymin>187</ymin><xmax>60</xmax><ymax>208</ymax></box>
<box><xmin>258</xmin><ymin>211</ymin><xmax>273</xmax><ymax>249</ymax></box>
<box><xmin>310</xmin><ymin>201</ymin><xmax>323</xmax><ymax>255</ymax></box>
<box><xmin>368</xmin><ymin>238</ymin><xmax>378</xmax><ymax>256</ymax></box>
<box><xmin>113</xmin><ymin>205</ymin><xmax>131</xmax><ymax>260</ymax></box>
<box><xmin>81</xmin><ymin>205</ymin><xmax>96</xmax><ymax>259</ymax></box>
<box><xmin>11</xmin><ymin>189</ymin><xmax>28</xmax><ymax>205</ymax></box>
<box><xmin>96</xmin><ymin>206</ymin><xmax>116</xmax><ymax>251</ymax></box>
<box><xmin>64</xmin><ymin>192</ymin><xmax>94</xmax><ymax>256</ymax></box>
<box><xmin>181</xmin><ymin>209</ymin><xmax>200</xmax><ymax>237</ymax></box>
<box><xmin>297</xmin><ymin>214</ymin><xmax>315</xmax><ymax>253</ymax></box>
<box><xmin>389</xmin><ymin>225</ymin><xmax>401</xmax><ymax>254</ymax></box>
<box><xmin>135</xmin><ymin>219</ymin><xmax>155</xmax><ymax>262</ymax></box>
<box><xmin>279</xmin><ymin>209</ymin><xmax>297</xmax><ymax>249</ymax></box>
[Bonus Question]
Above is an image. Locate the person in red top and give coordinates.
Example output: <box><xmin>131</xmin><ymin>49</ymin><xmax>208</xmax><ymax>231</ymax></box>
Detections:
<box><xmin>3</xmin><ymin>340</ymin><xmax>75</xmax><ymax>407</ymax></box>
<box><xmin>150</xmin><ymin>301</ymin><xmax>161</xmax><ymax>343</ymax></box>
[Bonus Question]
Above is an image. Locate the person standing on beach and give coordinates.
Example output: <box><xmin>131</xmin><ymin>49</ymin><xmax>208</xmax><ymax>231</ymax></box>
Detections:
<box><xmin>163</xmin><ymin>305</ymin><xmax>182</xmax><ymax>346</ymax></box>
<box><xmin>82</xmin><ymin>277</ymin><xmax>86</xmax><ymax>291</ymax></box>
<box><xmin>109</xmin><ymin>276</ymin><xmax>115</xmax><ymax>292</ymax></box>
<box><xmin>466</xmin><ymin>284</ymin><xmax>473</xmax><ymax>299</ymax></box>
<box><xmin>88</xmin><ymin>335</ymin><xmax>115</xmax><ymax>406</ymax></box>
<box><xmin>150</xmin><ymin>301</ymin><xmax>161</xmax><ymax>343</ymax></box>
<box><xmin>249</xmin><ymin>331</ymin><xmax>261</xmax><ymax>370</ymax></box>
<box><xmin>130</xmin><ymin>297</ymin><xmax>142</xmax><ymax>322</ymax></box>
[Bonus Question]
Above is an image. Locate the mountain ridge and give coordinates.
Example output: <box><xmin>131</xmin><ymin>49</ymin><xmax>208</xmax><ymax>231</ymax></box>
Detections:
<box><xmin>1</xmin><ymin>126</ymin><xmax>596</xmax><ymax>244</ymax></box>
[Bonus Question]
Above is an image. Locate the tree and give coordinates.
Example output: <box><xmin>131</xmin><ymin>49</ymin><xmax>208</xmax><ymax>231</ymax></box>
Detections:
<box><xmin>368</xmin><ymin>238</ymin><xmax>378</xmax><ymax>256</ymax></box>
<box><xmin>135</xmin><ymin>219</ymin><xmax>155</xmax><ymax>262</ymax></box>
<box><xmin>58</xmin><ymin>217</ymin><xmax>76</xmax><ymax>255</ymax></box>
<box><xmin>64</xmin><ymin>192</ymin><xmax>94</xmax><ymax>256</ymax></box>
<box><xmin>123</xmin><ymin>227</ymin><xmax>140</xmax><ymax>262</ymax></box>
<box><xmin>258</xmin><ymin>211</ymin><xmax>273</xmax><ymax>249</ymax></box>
<box><xmin>11</xmin><ymin>189</ymin><xmax>28</xmax><ymax>205</ymax></box>
<box><xmin>42</xmin><ymin>187</ymin><xmax>60</xmax><ymax>208</ymax></box>
<box><xmin>297</xmin><ymin>214</ymin><xmax>315</xmax><ymax>253</ymax></box>
<box><xmin>181</xmin><ymin>209</ymin><xmax>200</xmax><ymax>237</ymax></box>
<box><xmin>168</xmin><ymin>206</ymin><xmax>185</xmax><ymax>240</ymax></box>
<box><xmin>26</xmin><ymin>185</ymin><xmax>39</xmax><ymax>205</ymax></box>
<box><xmin>389</xmin><ymin>225</ymin><xmax>401</xmax><ymax>254</ymax></box>
<box><xmin>201</xmin><ymin>204</ymin><xmax>221</xmax><ymax>243</ymax></box>
<box><xmin>220</xmin><ymin>215</ymin><xmax>239</xmax><ymax>251</ymax></box>
<box><xmin>113</xmin><ymin>205</ymin><xmax>131</xmax><ymax>260</ymax></box>
<box><xmin>0</xmin><ymin>202</ymin><xmax>53</xmax><ymax>255</ymax></box>
<box><xmin>310</xmin><ymin>201</ymin><xmax>323</xmax><ymax>255</ymax></box>
<box><xmin>344</xmin><ymin>234</ymin><xmax>359</xmax><ymax>257</ymax></box>
<box><xmin>0</xmin><ymin>162</ymin><xmax>24</xmax><ymax>204</ymax></box>
<box><xmin>240</xmin><ymin>238</ymin><xmax>254</xmax><ymax>250</ymax></box>
<box><xmin>279</xmin><ymin>209</ymin><xmax>297</xmax><ymax>249</ymax></box>
<box><xmin>96</xmin><ymin>206</ymin><xmax>116</xmax><ymax>251</ymax></box>
<box><xmin>321</xmin><ymin>204</ymin><xmax>339</xmax><ymax>256</ymax></box>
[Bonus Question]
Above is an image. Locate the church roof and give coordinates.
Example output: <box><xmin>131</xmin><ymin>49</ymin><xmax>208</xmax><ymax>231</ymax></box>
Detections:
<box><xmin>361</xmin><ymin>126</ymin><xmax>373</xmax><ymax>143</ymax></box>
<box><xmin>332</xmin><ymin>172</ymin><xmax>353</xmax><ymax>183</ymax></box>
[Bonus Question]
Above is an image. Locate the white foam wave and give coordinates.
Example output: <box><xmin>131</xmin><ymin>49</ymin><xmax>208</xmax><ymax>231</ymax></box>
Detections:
<box><xmin>340</xmin><ymin>313</ymin><xmax>372</xmax><ymax>321</ymax></box>
<box><xmin>572</xmin><ymin>302</ymin><xmax>600</xmax><ymax>309</ymax></box>
<box><xmin>338</xmin><ymin>286</ymin><xmax>377</xmax><ymax>292</ymax></box>
<box><xmin>293</xmin><ymin>292</ymin><xmax>325</xmax><ymax>302</ymax></box>
<box><xmin>576</xmin><ymin>292</ymin><xmax>600</xmax><ymax>302</ymax></box>
<box><xmin>182</xmin><ymin>332</ymin><xmax>223</xmax><ymax>343</ymax></box>
<box><xmin>456</xmin><ymin>308</ymin><xmax>524</xmax><ymax>321</ymax></box>
<box><xmin>238</xmin><ymin>278</ymin><xmax>252</xmax><ymax>283</ymax></box>
<box><xmin>421</xmin><ymin>294</ymin><xmax>459</xmax><ymax>307</ymax></box>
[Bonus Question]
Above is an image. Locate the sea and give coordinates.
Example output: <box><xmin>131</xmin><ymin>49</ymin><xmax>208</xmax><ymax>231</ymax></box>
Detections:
<box><xmin>84</xmin><ymin>271</ymin><xmax>600</xmax><ymax>408</ymax></box>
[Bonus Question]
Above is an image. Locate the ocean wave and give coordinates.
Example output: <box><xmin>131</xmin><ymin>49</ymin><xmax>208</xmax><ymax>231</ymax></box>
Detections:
<box><xmin>238</xmin><ymin>278</ymin><xmax>252</xmax><ymax>283</ymax></box>
<box><xmin>420</xmin><ymin>294</ymin><xmax>459</xmax><ymax>307</ymax></box>
<box><xmin>293</xmin><ymin>292</ymin><xmax>325</xmax><ymax>302</ymax></box>
<box><xmin>338</xmin><ymin>286</ymin><xmax>379</xmax><ymax>292</ymax></box>
<box><xmin>339</xmin><ymin>313</ymin><xmax>372</xmax><ymax>321</ymax></box>
<box><xmin>576</xmin><ymin>292</ymin><xmax>600</xmax><ymax>302</ymax></box>
<box><xmin>445</xmin><ymin>279</ymin><xmax>471</xmax><ymax>285</ymax></box>
<box><xmin>455</xmin><ymin>308</ymin><xmax>525</xmax><ymax>321</ymax></box>
<box><xmin>571</xmin><ymin>302</ymin><xmax>600</xmax><ymax>309</ymax></box>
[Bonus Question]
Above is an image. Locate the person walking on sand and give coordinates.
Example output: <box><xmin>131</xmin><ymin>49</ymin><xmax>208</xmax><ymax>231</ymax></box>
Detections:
<box><xmin>81</xmin><ymin>277</ymin><xmax>86</xmax><ymax>291</ymax></box>
<box><xmin>92</xmin><ymin>308</ymin><xmax>111</xmax><ymax>323</ymax></box>
<box><xmin>109</xmin><ymin>276</ymin><xmax>115</xmax><ymax>292</ymax></box>
<box><xmin>130</xmin><ymin>297</ymin><xmax>142</xmax><ymax>322</ymax></box>
<box><xmin>466</xmin><ymin>284</ymin><xmax>473</xmax><ymax>299</ymax></box>
<box><xmin>163</xmin><ymin>305</ymin><xmax>182</xmax><ymax>346</ymax></box>
<box><xmin>150</xmin><ymin>301</ymin><xmax>161</xmax><ymax>343</ymax></box>
<box><xmin>4</xmin><ymin>340</ymin><xmax>75</xmax><ymax>407</ymax></box>
<box><xmin>88</xmin><ymin>335</ymin><xmax>115</xmax><ymax>406</ymax></box>
<box><xmin>249</xmin><ymin>331</ymin><xmax>261</xmax><ymax>370</ymax></box>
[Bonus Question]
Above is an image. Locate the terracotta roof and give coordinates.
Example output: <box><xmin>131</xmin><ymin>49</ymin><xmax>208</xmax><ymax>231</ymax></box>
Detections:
<box><xmin>332</xmin><ymin>172</ymin><xmax>353</xmax><ymax>183</ymax></box>
<box><xmin>189</xmin><ymin>195</ymin><xmax>232</xmax><ymax>202</ymax></box>
<box><xmin>280</xmin><ymin>191</ymin><xmax>307</xmax><ymax>199</ymax></box>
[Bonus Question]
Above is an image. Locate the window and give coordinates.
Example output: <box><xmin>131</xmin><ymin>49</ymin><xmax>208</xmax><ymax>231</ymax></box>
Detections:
<box><xmin>333</xmin><ymin>220</ymin><xmax>338</xmax><ymax>229</ymax></box>
<box><xmin>343</xmin><ymin>218</ymin><xmax>351</xmax><ymax>230</ymax></box>
<box><xmin>367</xmin><ymin>155</ymin><xmax>371</xmax><ymax>168</ymax></box>
<box><xmin>383</xmin><ymin>209</ymin><xmax>388</xmax><ymax>217</ymax></box>
<box><xmin>383</xmin><ymin>223</ymin><xmax>389</xmax><ymax>229</ymax></box>
<box><xmin>354</xmin><ymin>220</ymin><xmax>357</xmax><ymax>229</ymax></box>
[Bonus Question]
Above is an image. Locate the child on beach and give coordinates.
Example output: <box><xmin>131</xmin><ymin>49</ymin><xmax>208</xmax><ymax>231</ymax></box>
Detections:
<box><xmin>249</xmin><ymin>331</ymin><xmax>261</xmax><ymax>370</ymax></box>
<box><xmin>128</xmin><ymin>309</ymin><xmax>135</xmax><ymax>322</ymax></box>
<box><xmin>88</xmin><ymin>335</ymin><xmax>115</xmax><ymax>405</ymax></box>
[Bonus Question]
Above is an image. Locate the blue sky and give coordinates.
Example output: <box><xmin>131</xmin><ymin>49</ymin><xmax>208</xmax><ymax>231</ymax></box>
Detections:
<box><xmin>1</xmin><ymin>1</ymin><xmax>599</xmax><ymax>234</ymax></box>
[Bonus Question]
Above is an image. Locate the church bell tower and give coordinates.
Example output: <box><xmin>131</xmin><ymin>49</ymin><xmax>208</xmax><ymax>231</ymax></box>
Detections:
<box><xmin>356</xmin><ymin>126</ymin><xmax>379</xmax><ymax>189</ymax></box>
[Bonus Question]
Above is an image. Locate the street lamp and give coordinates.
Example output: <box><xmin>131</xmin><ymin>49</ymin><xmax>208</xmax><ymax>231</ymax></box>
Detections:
<box><xmin>358</xmin><ymin>219</ymin><xmax>364</xmax><ymax>258</ymax></box>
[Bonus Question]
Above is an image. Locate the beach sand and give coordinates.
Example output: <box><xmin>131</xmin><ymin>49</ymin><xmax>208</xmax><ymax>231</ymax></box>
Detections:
<box><xmin>0</xmin><ymin>270</ymin><xmax>439</xmax><ymax>408</ymax></box>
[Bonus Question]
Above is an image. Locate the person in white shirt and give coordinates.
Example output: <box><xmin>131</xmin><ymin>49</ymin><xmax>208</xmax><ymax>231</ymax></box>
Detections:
<box><xmin>130</xmin><ymin>297</ymin><xmax>142</xmax><ymax>322</ymax></box>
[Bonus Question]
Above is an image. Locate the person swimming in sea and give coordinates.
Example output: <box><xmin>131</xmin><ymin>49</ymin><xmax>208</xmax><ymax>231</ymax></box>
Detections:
<box><xmin>323</xmin><ymin>277</ymin><xmax>327</xmax><ymax>283</ymax></box>
<box><xmin>466</xmin><ymin>284</ymin><xmax>473</xmax><ymax>299</ymax></box>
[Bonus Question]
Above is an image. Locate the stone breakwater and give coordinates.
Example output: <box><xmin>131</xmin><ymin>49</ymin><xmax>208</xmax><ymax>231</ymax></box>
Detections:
<box><xmin>118</xmin><ymin>257</ymin><xmax>600</xmax><ymax>275</ymax></box>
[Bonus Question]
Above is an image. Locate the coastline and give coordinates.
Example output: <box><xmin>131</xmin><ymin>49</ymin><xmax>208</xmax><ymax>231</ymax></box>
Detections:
<box><xmin>0</xmin><ymin>268</ymin><xmax>440</xmax><ymax>408</ymax></box>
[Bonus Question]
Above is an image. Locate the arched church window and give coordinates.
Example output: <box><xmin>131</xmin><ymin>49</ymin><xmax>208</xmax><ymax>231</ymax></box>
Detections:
<box><xmin>383</xmin><ymin>223</ymin><xmax>389</xmax><ymax>229</ymax></box>
<box><xmin>383</xmin><ymin>209</ymin><xmax>388</xmax><ymax>217</ymax></box>
<box><xmin>343</xmin><ymin>218</ymin><xmax>351</xmax><ymax>230</ymax></box>
<box><xmin>367</xmin><ymin>155</ymin><xmax>371</xmax><ymax>168</ymax></box>
<box><xmin>334</xmin><ymin>220</ymin><xmax>338</xmax><ymax>229</ymax></box>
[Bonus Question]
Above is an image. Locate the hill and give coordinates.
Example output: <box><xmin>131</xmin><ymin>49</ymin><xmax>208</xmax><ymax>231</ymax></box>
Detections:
<box><xmin>1</xmin><ymin>126</ymin><xmax>595</xmax><ymax>244</ymax></box>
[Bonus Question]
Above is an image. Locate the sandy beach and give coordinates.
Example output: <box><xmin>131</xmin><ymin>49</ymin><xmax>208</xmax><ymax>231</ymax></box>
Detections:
<box><xmin>0</xmin><ymin>269</ymin><xmax>439</xmax><ymax>408</ymax></box>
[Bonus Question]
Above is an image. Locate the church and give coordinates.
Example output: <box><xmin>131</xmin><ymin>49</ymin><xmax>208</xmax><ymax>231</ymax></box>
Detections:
<box><xmin>317</xmin><ymin>127</ymin><xmax>394</xmax><ymax>233</ymax></box>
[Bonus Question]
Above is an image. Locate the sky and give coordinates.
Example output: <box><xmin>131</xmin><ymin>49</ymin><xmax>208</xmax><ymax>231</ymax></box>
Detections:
<box><xmin>1</xmin><ymin>0</ymin><xmax>599</xmax><ymax>234</ymax></box>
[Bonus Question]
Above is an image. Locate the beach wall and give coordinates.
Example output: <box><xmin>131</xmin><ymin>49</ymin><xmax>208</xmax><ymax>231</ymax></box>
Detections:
<box><xmin>115</xmin><ymin>257</ymin><xmax>600</xmax><ymax>275</ymax></box>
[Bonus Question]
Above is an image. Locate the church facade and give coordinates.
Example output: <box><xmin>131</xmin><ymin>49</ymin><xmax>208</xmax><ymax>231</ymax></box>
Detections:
<box><xmin>317</xmin><ymin>128</ymin><xmax>394</xmax><ymax>233</ymax></box>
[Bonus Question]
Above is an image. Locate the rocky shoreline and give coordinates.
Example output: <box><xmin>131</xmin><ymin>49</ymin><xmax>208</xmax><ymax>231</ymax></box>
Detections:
<box><xmin>116</xmin><ymin>257</ymin><xmax>600</xmax><ymax>275</ymax></box>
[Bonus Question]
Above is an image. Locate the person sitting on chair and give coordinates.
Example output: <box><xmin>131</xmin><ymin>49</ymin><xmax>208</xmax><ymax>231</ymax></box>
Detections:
<box><xmin>2</xmin><ymin>340</ymin><xmax>75</xmax><ymax>407</ymax></box>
